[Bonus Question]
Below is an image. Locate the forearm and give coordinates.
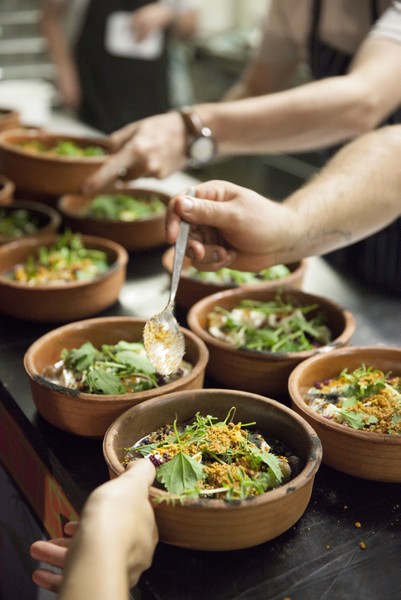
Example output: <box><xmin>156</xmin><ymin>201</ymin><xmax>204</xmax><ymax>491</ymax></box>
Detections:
<box><xmin>279</xmin><ymin>126</ymin><xmax>401</xmax><ymax>261</ymax></box>
<box><xmin>59</xmin><ymin>533</ymin><xmax>129</xmax><ymax>600</ymax></box>
<box><xmin>195</xmin><ymin>40</ymin><xmax>401</xmax><ymax>156</ymax></box>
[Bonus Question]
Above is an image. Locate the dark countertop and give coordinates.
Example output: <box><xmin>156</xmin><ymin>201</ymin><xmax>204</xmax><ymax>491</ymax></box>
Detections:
<box><xmin>0</xmin><ymin>240</ymin><xmax>401</xmax><ymax>600</ymax></box>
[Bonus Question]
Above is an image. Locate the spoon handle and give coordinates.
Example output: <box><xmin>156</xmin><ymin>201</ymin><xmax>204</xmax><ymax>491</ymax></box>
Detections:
<box><xmin>168</xmin><ymin>187</ymin><xmax>195</xmax><ymax>307</ymax></box>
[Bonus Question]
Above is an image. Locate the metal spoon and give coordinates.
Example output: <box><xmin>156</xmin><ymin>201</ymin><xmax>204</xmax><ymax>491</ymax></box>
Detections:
<box><xmin>143</xmin><ymin>188</ymin><xmax>194</xmax><ymax>375</ymax></box>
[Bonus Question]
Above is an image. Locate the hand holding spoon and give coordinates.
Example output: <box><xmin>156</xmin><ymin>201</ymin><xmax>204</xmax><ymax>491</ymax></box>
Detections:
<box><xmin>143</xmin><ymin>188</ymin><xmax>194</xmax><ymax>375</ymax></box>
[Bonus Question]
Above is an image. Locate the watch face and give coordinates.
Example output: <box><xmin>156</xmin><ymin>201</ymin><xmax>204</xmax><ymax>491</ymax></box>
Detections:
<box><xmin>190</xmin><ymin>135</ymin><xmax>216</xmax><ymax>165</ymax></box>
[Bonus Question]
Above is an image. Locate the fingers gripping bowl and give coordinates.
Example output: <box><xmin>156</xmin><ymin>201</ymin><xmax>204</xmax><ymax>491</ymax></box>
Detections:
<box><xmin>103</xmin><ymin>388</ymin><xmax>323</xmax><ymax>551</ymax></box>
<box><xmin>24</xmin><ymin>316</ymin><xmax>209</xmax><ymax>437</ymax></box>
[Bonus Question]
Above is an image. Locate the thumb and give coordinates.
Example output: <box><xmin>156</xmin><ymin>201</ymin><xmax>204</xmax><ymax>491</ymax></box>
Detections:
<box><xmin>175</xmin><ymin>195</ymin><xmax>231</xmax><ymax>228</ymax></box>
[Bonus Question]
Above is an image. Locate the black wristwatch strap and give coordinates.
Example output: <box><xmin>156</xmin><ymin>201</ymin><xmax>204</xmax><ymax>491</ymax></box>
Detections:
<box><xmin>178</xmin><ymin>107</ymin><xmax>204</xmax><ymax>138</ymax></box>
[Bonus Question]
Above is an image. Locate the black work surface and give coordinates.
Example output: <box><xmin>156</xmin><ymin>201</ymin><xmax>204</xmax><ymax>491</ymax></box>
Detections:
<box><xmin>1</xmin><ymin>249</ymin><xmax>400</xmax><ymax>600</ymax></box>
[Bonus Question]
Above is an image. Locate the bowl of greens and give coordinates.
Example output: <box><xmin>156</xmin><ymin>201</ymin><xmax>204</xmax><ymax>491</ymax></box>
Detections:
<box><xmin>0</xmin><ymin>174</ymin><xmax>15</xmax><ymax>205</ymax></box>
<box><xmin>24</xmin><ymin>316</ymin><xmax>209</xmax><ymax>437</ymax></box>
<box><xmin>0</xmin><ymin>129</ymin><xmax>111</xmax><ymax>198</ymax></box>
<box><xmin>0</xmin><ymin>200</ymin><xmax>61</xmax><ymax>244</ymax></box>
<box><xmin>103</xmin><ymin>387</ymin><xmax>322</xmax><ymax>550</ymax></box>
<box><xmin>58</xmin><ymin>187</ymin><xmax>170</xmax><ymax>251</ymax></box>
<box><xmin>162</xmin><ymin>246</ymin><xmax>308</xmax><ymax>311</ymax></box>
<box><xmin>0</xmin><ymin>230</ymin><xmax>128</xmax><ymax>322</ymax></box>
<box><xmin>187</xmin><ymin>287</ymin><xmax>355</xmax><ymax>398</ymax></box>
<box><xmin>289</xmin><ymin>345</ymin><xmax>401</xmax><ymax>482</ymax></box>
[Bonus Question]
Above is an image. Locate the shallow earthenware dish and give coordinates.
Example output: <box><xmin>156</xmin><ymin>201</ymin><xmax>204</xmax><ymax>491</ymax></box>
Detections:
<box><xmin>24</xmin><ymin>316</ymin><xmax>209</xmax><ymax>437</ymax></box>
<box><xmin>162</xmin><ymin>246</ymin><xmax>308</xmax><ymax>311</ymax></box>
<box><xmin>0</xmin><ymin>129</ymin><xmax>111</xmax><ymax>197</ymax></box>
<box><xmin>103</xmin><ymin>388</ymin><xmax>322</xmax><ymax>551</ymax></box>
<box><xmin>58</xmin><ymin>187</ymin><xmax>170</xmax><ymax>252</ymax></box>
<box><xmin>0</xmin><ymin>232</ymin><xmax>128</xmax><ymax>322</ymax></box>
<box><xmin>288</xmin><ymin>345</ymin><xmax>401</xmax><ymax>482</ymax></box>
<box><xmin>187</xmin><ymin>287</ymin><xmax>355</xmax><ymax>398</ymax></box>
<box><xmin>0</xmin><ymin>174</ymin><xmax>15</xmax><ymax>205</ymax></box>
<box><xmin>0</xmin><ymin>200</ymin><xmax>61</xmax><ymax>244</ymax></box>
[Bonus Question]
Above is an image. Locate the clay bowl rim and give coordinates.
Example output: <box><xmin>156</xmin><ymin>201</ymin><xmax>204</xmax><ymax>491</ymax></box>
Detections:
<box><xmin>0</xmin><ymin>199</ymin><xmax>62</xmax><ymax>244</ymax></box>
<box><xmin>103</xmin><ymin>387</ymin><xmax>323</xmax><ymax>510</ymax></box>
<box><xmin>57</xmin><ymin>186</ymin><xmax>170</xmax><ymax>226</ymax></box>
<box><xmin>24</xmin><ymin>315</ymin><xmax>209</xmax><ymax>404</ymax></box>
<box><xmin>288</xmin><ymin>344</ymin><xmax>401</xmax><ymax>446</ymax></box>
<box><xmin>0</xmin><ymin>128</ymin><xmax>111</xmax><ymax>165</ymax></box>
<box><xmin>162</xmin><ymin>246</ymin><xmax>308</xmax><ymax>292</ymax></box>
<box><xmin>187</xmin><ymin>287</ymin><xmax>356</xmax><ymax>362</ymax></box>
<box><xmin>0</xmin><ymin>232</ymin><xmax>128</xmax><ymax>291</ymax></box>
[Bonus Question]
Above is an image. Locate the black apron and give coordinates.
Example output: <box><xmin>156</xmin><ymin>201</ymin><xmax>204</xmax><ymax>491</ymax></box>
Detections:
<box><xmin>75</xmin><ymin>0</ymin><xmax>170</xmax><ymax>134</ymax></box>
<box><xmin>309</xmin><ymin>0</ymin><xmax>401</xmax><ymax>295</ymax></box>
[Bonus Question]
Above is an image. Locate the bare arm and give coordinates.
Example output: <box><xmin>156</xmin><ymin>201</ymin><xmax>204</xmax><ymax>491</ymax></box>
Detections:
<box><xmin>165</xmin><ymin>125</ymin><xmax>401</xmax><ymax>272</ymax></box>
<box><xmin>200</xmin><ymin>37</ymin><xmax>401</xmax><ymax>154</ymax></box>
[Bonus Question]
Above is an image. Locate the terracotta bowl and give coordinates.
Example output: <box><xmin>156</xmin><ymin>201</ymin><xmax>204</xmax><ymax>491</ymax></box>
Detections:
<box><xmin>162</xmin><ymin>246</ymin><xmax>308</xmax><ymax>311</ymax></box>
<box><xmin>0</xmin><ymin>200</ymin><xmax>61</xmax><ymax>245</ymax></box>
<box><xmin>58</xmin><ymin>187</ymin><xmax>170</xmax><ymax>252</ymax></box>
<box><xmin>103</xmin><ymin>388</ymin><xmax>322</xmax><ymax>551</ymax></box>
<box><xmin>0</xmin><ymin>129</ymin><xmax>111</xmax><ymax>197</ymax></box>
<box><xmin>0</xmin><ymin>233</ymin><xmax>128</xmax><ymax>322</ymax></box>
<box><xmin>288</xmin><ymin>346</ymin><xmax>401</xmax><ymax>482</ymax></box>
<box><xmin>187</xmin><ymin>287</ymin><xmax>355</xmax><ymax>398</ymax></box>
<box><xmin>0</xmin><ymin>174</ymin><xmax>15</xmax><ymax>205</ymax></box>
<box><xmin>24</xmin><ymin>317</ymin><xmax>209</xmax><ymax>437</ymax></box>
<box><xmin>0</xmin><ymin>108</ymin><xmax>20</xmax><ymax>132</ymax></box>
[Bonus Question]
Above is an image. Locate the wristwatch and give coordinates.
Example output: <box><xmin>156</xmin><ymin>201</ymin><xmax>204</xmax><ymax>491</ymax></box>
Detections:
<box><xmin>178</xmin><ymin>107</ymin><xmax>217</xmax><ymax>168</ymax></box>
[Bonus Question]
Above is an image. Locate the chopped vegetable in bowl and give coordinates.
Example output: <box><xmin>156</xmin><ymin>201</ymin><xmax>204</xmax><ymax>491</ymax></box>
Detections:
<box><xmin>123</xmin><ymin>408</ymin><xmax>301</xmax><ymax>502</ymax></box>
<box><xmin>82</xmin><ymin>193</ymin><xmax>166</xmax><ymax>221</ymax></box>
<box><xmin>0</xmin><ymin>208</ymin><xmax>40</xmax><ymax>238</ymax></box>
<box><xmin>185</xmin><ymin>264</ymin><xmax>291</xmax><ymax>286</ymax></box>
<box><xmin>44</xmin><ymin>339</ymin><xmax>193</xmax><ymax>394</ymax></box>
<box><xmin>304</xmin><ymin>365</ymin><xmax>401</xmax><ymax>434</ymax></box>
<box><xmin>18</xmin><ymin>139</ymin><xmax>107</xmax><ymax>157</ymax></box>
<box><xmin>207</xmin><ymin>294</ymin><xmax>332</xmax><ymax>353</ymax></box>
<box><xmin>5</xmin><ymin>231</ymin><xmax>109</xmax><ymax>285</ymax></box>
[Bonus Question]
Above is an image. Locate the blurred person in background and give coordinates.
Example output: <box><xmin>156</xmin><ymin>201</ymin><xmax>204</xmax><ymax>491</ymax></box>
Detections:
<box><xmin>84</xmin><ymin>0</ymin><xmax>401</xmax><ymax>294</ymax></box>
<box><xmin>41</xmin><ymin>0</ymin><xmax>199</xmax><ymax>134</ymax></box>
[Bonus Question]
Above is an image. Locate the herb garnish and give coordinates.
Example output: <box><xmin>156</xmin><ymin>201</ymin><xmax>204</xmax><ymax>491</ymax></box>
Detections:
<box><xmin>83</xmin><ymin>193</ymin><xmax>166</xmax><ymax>221</ymax></box>
<box><xmin>124</xmin><ymin>409</ymin><xmax>296</xmax><ymax>502</ymax></box>
<box><xmin>186</xmin><ymin>264</ymin><xmax>291</xmax><ymax>286</ymax></box>
<box><xmin>45</xmin><ymin>340</ymin><xmax>192</xmax><ymax>395</ymax></box>
<box><xmin>207</xmin><ymin>295</ymin><xmax>331</xmax><ymax>353</ymax></box>
<box><xmin>7</xmin><ymin>231</ymin><xmax>109</xmax><ymax>285</ymax></box>
<box><xmin>305</xmin><ymin>365</ymin><xmax>401</xmax><ymax>434</ymax></box>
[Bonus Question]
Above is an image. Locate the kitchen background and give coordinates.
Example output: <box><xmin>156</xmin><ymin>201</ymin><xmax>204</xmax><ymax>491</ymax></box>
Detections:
<box><xmin>0</xmin><ymin>0</ymin><xmax>319</xmax><ymax>200</ymax></box>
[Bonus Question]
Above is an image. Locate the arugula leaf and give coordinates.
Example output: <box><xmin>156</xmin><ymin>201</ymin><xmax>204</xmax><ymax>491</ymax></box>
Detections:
<box><xmin>114</xmin><ymin>350</ymin><xmax>156</xmax><ymax>374</ymax></box>
<box><xmin>86</xmin><ymin>369</ymin><xmax>127</xmax><ymax>395</ymax></box>
<box><xmin>62</xmin><ymin>341</ymin><xmax>98</xmax><ymax>372</ymax></box>
<box><xmin>249</xmin><ymin>446</ymin><xmax>283</xmax><ymax>483</ymax></box>
<box><xmin>337</xmin><ymin>409</ymin><xmax>366</xmax><ymax>430</ymax></box>
<box><xmin>156</xmin><ymin>452</ymin><xmax>204</xmax><ymax>495</ymax></box>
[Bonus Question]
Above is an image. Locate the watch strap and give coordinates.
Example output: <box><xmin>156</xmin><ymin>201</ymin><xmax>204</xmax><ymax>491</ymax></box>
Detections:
<box><xmin>178</xmin><ymin>107</ymin><xmax>204</xmax><ymax>138</ymax></box>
